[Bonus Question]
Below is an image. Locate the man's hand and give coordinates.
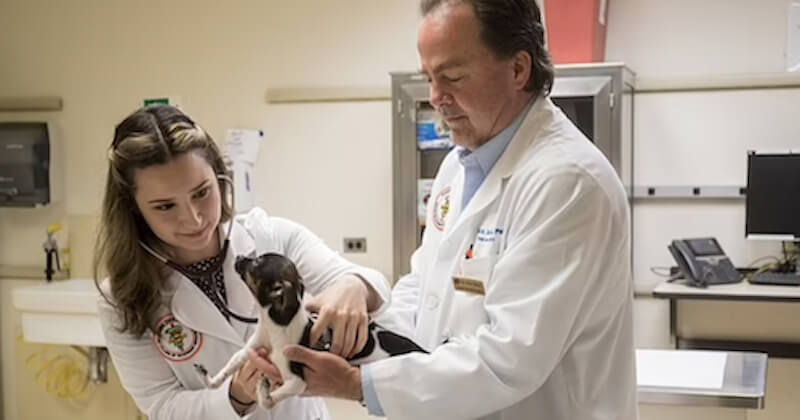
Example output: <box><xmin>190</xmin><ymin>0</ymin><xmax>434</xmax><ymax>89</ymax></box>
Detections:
<box><xmin>283</xmin><ymin>345</ymin><xmax>363</xmax><ymax>401</ymax></box>
<box><xmin>305</xmin><ymin>275</ymin><xmax>371</xmax><ymax>358</ymax></box>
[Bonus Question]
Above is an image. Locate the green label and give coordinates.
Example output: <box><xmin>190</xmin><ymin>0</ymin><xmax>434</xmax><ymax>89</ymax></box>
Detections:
<box><xmin>143</xmin><ymin>97</ymin><xmax>170</xmax><ymax>107</ymax></box>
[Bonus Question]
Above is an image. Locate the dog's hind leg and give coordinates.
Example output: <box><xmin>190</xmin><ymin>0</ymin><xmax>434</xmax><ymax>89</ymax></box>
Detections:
<box><xmin>256</xmin><ymin>376</ymin><xmax>273</xmax><ymax>409</ymax></box>
<box><xmin>260</xmin><ymin>377</ymin><xmax>306</xmax><ymax>409</ymax></box>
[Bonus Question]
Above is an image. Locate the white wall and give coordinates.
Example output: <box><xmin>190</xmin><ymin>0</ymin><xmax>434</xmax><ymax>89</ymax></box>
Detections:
<box><xmin>608</xmin><ymin>1</ymin><xmax>800</xmax><ymax>419</ymax></box>
<box><xmin>607</xmin><ymin>0</ymin><xmax>800</xmax><ymax>336</ymax></box>
<box><xmin>607</xmin><ymin>0</ymin><xmax>791</xmax><ymax>77</ymax></box>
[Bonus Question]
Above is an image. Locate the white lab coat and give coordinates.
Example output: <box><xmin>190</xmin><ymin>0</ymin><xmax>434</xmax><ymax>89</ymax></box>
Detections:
<box><xmin>98</xmin><ymin>207</ymin><xmax>390</xmax><ymax>420</ymax></box>
<box><xmin>372</xmin><ymin>97</ymin><xmax>638</xmax><ymax>420</ymax></box>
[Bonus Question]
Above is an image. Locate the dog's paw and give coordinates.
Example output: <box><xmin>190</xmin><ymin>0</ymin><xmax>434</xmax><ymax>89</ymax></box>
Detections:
<box><xmin>256</xmin><ymin>377</ymin><xmax>274</xmax><ymax>408</ymax></box>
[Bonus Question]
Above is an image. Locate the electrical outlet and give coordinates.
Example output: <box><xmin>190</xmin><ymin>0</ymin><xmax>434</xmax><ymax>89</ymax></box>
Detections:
<box><xmin>343</xmin><ymin>237</ymin><xmax>367</xmax><ymax>253</ymax></box>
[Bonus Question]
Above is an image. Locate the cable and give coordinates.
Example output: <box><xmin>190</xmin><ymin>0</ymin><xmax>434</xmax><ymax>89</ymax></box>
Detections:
<box><xmin>746</xmin><ymin>255</ymin><xmax>781</xmax><ymax>268</ymax></box>
<box><xmin>649</xmin><ymin>266</ymin><xmax>672</xmax><ymax>277</ymax></box>
<box><xmin>650</xmin><ymin>266</ymin><xmax>683</xmax><ymax>283</ymax></box>
<box><xmin>743</xmin><ymin>243</ymin><xmax>800</xmax><ymax>283</ymax></box>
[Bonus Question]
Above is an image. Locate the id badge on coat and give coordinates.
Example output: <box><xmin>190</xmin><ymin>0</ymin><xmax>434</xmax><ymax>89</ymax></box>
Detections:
<box><xmin>452</xmin><ymin>257</ymin><xmax>493</xmax><ymax>296</ymax></box>
<box><xmin>447</xmin><ymin>255</ymin><xmax>495</xmax><ymax>337</ymax></box>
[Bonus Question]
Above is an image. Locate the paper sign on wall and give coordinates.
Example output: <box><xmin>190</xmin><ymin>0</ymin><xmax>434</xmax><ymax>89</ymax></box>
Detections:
<box><xmin>225</xmin><ymin>128</ymin><xmax>264</xmax><ymax>214</ymax></box>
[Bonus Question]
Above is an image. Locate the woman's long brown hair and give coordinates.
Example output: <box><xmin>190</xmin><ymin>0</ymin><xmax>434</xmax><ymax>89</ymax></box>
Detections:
<box><xmin>94</xmin><ymin>105</ymin><xmax>232</xmax><ymax>337</ymax></box>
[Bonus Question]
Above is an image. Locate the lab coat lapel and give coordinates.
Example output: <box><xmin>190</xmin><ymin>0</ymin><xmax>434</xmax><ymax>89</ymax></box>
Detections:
<box><xmin>444</xmin><ymin>97</ymin><xmax>546</xmax><ymax>241</ymax></box>
<box><xmin>171</xmin><ymin>274</ymin><xmax>243</xmax><ymax>347</ymax></box>
<box><xmin>170</xmin><ymin>220</ymin><xmax>255</xmax><ymax>347</ymax></box>
<box><xmin>441</xmin><ymin>169</ymin><xmax>465</xmax><ymax>238</ymax></box>
<box><xmin>223</xmin><ymin>219</ymin><xmax>259</xmax><ymax>340</ymax></box>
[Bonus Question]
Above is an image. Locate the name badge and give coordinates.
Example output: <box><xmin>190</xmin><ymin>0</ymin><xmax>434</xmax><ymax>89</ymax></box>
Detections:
<box><xmin>452</xmin><ymin>276</ymin><xmax>486</xmax><ymax>295</ymax></box>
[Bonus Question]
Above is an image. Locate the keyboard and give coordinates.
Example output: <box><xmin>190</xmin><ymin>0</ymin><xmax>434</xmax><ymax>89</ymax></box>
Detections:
<box><xmin>749</xmin><ymin>272</ymin><xmax>800</xmax><ymax>286</ymax></box>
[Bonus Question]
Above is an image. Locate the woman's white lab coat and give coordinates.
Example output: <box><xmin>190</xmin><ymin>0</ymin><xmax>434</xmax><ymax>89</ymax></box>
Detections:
<box><xmin>98</xmin><ymin>208</ymin><xmax>390</xmax><ymax>420</ymax></box>
<box><xmin>372</xmin><ymin>97</ymin><xmax>638</xmax><ymax>420</ymax></box>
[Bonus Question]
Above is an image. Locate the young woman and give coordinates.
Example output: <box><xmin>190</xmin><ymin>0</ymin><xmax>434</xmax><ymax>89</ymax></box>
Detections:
<box><xmin>94</xmin><ymin>105</ymin><xmax>388</xmax><ymax>419</ymax></box>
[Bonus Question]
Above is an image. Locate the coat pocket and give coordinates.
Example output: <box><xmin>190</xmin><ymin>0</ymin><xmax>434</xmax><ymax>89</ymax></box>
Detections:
<box><xmin>446</xmin><ymin>256</ymin><xmax>496</xmax><ymax>337</ymax></box>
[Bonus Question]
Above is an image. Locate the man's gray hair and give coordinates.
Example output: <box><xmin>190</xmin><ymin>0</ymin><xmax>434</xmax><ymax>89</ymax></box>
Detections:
<box><xmin>420</xmin><ymin>0</ymin><xmax>554</xmax><ymax>96</ymax></box>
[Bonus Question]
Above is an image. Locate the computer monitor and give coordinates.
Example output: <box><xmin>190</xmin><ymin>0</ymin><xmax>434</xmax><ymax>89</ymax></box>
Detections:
<box><xmin>745</xmin><ymin>151</ymin><xmax>800</xmax><ymax>240</ymax></box>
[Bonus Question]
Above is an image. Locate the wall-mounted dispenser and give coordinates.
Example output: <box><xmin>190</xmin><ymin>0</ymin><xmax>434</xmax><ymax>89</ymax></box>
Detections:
<box><xmin>0</xmin><ymin>121</ymin><xmax>62</xmax><ymax>207</ymax></box>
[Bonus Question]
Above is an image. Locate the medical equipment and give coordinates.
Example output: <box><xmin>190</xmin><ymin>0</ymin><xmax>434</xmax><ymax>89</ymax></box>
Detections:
<box><xmin>138</xmin><ymin>174</ymin><xmax>258</xmax><ymax>324</ymax></box>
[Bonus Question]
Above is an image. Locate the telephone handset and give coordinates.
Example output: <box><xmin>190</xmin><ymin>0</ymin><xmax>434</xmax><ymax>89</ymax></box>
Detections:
<box><xmin>667</xmin><ymin>237</ymin><xmax>741</xmax><ymax>288</ymax></box>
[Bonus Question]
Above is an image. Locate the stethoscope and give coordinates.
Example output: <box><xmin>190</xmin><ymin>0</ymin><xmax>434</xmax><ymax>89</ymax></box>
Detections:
<box><xmin>138</xmin><ymin>174</ymin><xmax>259</xmax><ymax>324</ymax></box>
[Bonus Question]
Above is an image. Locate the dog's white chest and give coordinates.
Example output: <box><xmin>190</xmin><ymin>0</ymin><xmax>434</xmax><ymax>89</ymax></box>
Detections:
<box><xmin>262</xmin><ymin>309</ymin><xmax>308</xmax><ymax>353</ymax></box>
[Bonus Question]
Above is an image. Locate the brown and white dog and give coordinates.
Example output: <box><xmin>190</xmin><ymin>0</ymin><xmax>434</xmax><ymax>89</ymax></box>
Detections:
<box><xmin>195</xmin><ymin>252</ymin><xmax>425</xmax><ymax>409</ymax></box>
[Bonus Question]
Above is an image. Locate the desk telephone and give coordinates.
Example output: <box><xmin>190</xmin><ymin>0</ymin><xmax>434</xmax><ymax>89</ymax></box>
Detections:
<box><xmin>667</xmin><ymin>238</ymin><xmax>741</xmax><ymax>288</ymax></box>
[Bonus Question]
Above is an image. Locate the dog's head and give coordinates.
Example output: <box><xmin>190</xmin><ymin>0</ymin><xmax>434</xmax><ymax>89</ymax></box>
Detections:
<box><xmin>235</xmin><ymin>253</ymin><xmax>305</xmax><ymax>316</ymax></box>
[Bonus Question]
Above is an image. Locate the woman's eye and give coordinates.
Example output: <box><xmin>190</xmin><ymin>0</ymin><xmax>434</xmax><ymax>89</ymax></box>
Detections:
<box><xmin>154</xmin><ymin>203</ymin><xmax>174</xmax><ymax>211</ymax></box>
<box><xmin>194</xmin><ymin>187</ymin><xmax>210</xmax><ymax>199</ymax></box>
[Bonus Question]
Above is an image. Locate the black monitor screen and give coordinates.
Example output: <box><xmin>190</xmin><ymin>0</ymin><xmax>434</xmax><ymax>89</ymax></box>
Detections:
<box><xmin>745</xmin><ymin>152</ymin><xmax>800</xmax><ymax>239</ymax></box>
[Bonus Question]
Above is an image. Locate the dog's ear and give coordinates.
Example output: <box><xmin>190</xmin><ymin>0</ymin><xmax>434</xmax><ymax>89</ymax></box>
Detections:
<box><xmin>234</xmin><ymin>255</ymin><xmax>253</xmax><ymax>279</ymax></box>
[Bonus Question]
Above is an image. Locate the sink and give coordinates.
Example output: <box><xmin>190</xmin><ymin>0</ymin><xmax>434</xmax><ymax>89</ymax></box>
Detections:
<box><xmin>12</xmin><ymin>279</ymin><xmax>105</xmax><ymax>347</ymax></box>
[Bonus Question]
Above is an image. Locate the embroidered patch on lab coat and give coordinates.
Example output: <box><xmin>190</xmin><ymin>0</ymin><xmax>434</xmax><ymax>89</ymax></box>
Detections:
<box><xmin>432</xmin><ymin>186</ymin><xmax>451</xmax><ymax>231</ymax></box>
<box><xmin>153</xmin><ymin>314</ymin><xmax>203</xmax><ymax>362</ymax></box>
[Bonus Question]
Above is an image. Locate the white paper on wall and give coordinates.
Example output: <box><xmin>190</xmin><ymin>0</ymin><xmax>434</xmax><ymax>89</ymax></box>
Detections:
<box><xmin>225</xmin><ymin>128</ymin><xmax>264</xmax><ymax>214</ymax></box>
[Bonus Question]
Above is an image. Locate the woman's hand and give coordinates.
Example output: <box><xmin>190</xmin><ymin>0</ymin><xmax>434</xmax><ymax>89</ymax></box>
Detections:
<box><xmin>306</xmin><ymin>275</ymin><xmax>374</xmax><ymax>358</ymax></box>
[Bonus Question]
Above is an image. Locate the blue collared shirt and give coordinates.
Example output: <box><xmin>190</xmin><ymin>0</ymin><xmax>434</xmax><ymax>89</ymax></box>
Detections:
<box><xmin>360</xmin><ymin>99</ymin><xmax>534</xmax><ymax>417</ymax></box>
<box><xmin>458</xmin><ymin>99</ymin><xmax>533</xmax><ymax>209</ymax></box>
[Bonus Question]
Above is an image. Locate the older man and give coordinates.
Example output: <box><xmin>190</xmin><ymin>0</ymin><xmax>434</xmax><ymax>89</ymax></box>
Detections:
<box><xmin>270</xmin><ymin>1</ymin><xmax>638</xmax><ymax>419</ymax></box>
